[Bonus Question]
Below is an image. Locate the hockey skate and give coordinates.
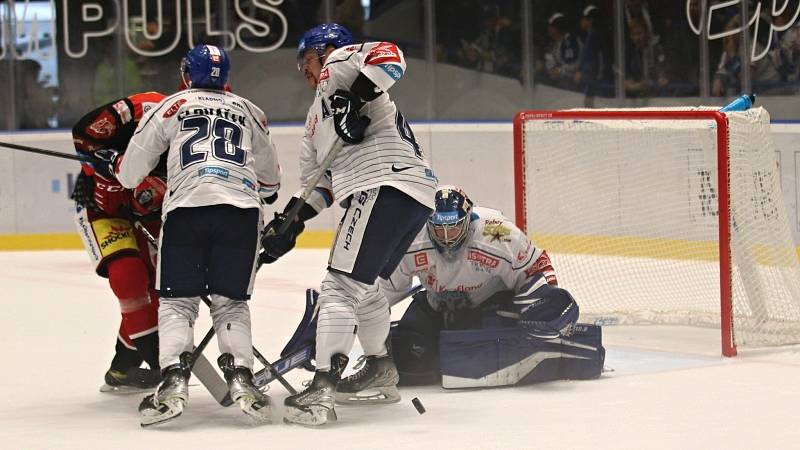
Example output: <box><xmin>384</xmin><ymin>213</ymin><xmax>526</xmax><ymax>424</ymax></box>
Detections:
<box><xmin>139</xmin><ymin>352</ymin><xmax>192</xmax><ymax>427</ymax></box>
<box><xmin>335</xmin><ymin>354</ymin><xmax>401</xmax><ymax>405</ymax></box>
<box><xmin>283</xmin><ymin>353</ymin><xmax>348</xmax><ymax>426</ymax></box>
<box><xmin>100</xmin><ymin>367</ymin><xmax>161</xmax><ymax>394</ymax></box>
<box><xmin>218</xmin><ymin>354</ymin><xmax>271</xmax><ymax>423</ymax></box>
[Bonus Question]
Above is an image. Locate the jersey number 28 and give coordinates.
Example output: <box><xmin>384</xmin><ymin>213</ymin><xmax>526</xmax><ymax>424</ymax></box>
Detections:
<box><xmin>180</xmin><ymin>116</ymin><xmax>245</xmax><ymax>168</ymax></box>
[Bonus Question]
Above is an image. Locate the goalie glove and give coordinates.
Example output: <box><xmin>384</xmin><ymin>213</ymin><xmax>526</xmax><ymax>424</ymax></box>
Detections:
<box><xmin>497</xmin><ymin>284</ymin><xmax>579</xmax><ymax>339</ymax></box>
<box><xmin>330</xmin><ymin>89</ymin><xmax>371</xmax><ymax>144</ymax></box>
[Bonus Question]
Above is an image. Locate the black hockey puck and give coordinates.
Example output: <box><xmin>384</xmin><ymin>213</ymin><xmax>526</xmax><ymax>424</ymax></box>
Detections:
<box><xmin>412</xmin><ymin>397</ymin><xmax>426</xmax><ymax>414</ymax></box>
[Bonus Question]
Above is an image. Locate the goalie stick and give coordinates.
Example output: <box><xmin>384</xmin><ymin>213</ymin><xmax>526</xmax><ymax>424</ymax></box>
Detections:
<box><xmin>249</xmin><ymin>284</ymin><xmax>425</xmax><ymax>388</ymax></box>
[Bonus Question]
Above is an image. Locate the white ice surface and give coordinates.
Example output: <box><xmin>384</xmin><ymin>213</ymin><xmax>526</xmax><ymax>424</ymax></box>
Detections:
<box><xmin>1</xmin><ymin>250</ymin><xmax>799</xmax><ymax>450</ymax></box>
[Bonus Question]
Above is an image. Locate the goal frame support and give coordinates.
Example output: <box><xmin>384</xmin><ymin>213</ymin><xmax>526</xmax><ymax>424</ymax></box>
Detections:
<box><xmin>513</xmin><ymin>110</ymin><xmax>736</xmax><ymax>356</ymax></box>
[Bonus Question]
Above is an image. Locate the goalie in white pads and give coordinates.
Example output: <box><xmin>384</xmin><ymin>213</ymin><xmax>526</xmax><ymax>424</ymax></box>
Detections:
<box><xmin>380</xmin><ymin>186</ymin><xmax>605</xmax><ymax>388</ymax></box>
<box><xmin>107</xmin><ymin>44</ymin><xmax>281</xmax><ymax>426</ymax></box>
<box><xmin>260</xmin><ymin>23</ymin><xmax>437</xmax><ymax>426</ymax></box>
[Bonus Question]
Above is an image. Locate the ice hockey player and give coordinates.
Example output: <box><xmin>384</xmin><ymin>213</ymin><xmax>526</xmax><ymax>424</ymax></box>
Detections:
<box><xmin>260</xmin><ymin>23</ymin><xmax>437</xmax><ymax>426</ymax></box>
<box><xmin>71</xmin><ymin>91</ymin><xmax>168</xmax><ymax>393</ymax></box>
<box><xmin>97</xmin><ymin>44</ymin><xmax>281</xmax><ymax>426</ymax></box>
<box><xmin>382</xmin><ymin>185</ymin><xmax>604</xmax><ymax>388</ymax></box>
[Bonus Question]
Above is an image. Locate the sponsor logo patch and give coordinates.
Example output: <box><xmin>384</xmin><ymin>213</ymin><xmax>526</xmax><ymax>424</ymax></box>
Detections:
<box><xmin>365</xmin><ymin>42</ymin><xmax>402</xmax><ymax>65</ymax></box>
<box><xmin>414</xmin><ymin>252</ymin><xmax>428</xmax><ymax>268</ymax></box>
<box><xmin>163</xmin><ymin>99</ymin><xmax>187</xmax><ymax>118</ymax></box>
<box><xmin>198</xmin><ymin>166</ymin><xmax>229</xmax><ymax>178</ymax></box>
<box><xmin>112</xmin><ymin>100</ymin><xmax>132</xmax><ymax>123</ymax></box>
<box><xmin>467</xmin><ymin>250</ymin><xmax>499</xmax><ymax>268</ymax></box>
<box><xmin>378</xmin><ymin>63</ymin><xmax>403</xmax><ymax>80</ymax></box>
<box><xmin>483</xmin><ymin>221</ymin><xmax>512</xmax><ymax>242</ymax></box>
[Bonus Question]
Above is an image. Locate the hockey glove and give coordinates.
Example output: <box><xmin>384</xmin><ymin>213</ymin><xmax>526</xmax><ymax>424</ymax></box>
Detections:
<box><xmin>259</xmin><ymin>212</ymin><xmax>306</xmax><ymax>265</ymax></box>
<box><xmin>89</xmin><ymin>148</ymin><xmax>123</xmax><ymax>179</ymax></box>
<box><xmin>131</xmin><ymin>176</ymin><xmax>167</xmax><ymax>217</ymax></box>
<box><xmin>330</xmin><ymin>89</ymin><xmax>371</xmax><ymax>144</ymax></box>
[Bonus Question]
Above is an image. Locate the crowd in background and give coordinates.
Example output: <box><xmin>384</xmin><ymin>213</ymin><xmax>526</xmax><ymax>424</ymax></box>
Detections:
<box><xmin>4</xmin><ymin>0</ymin><xmax>800</xmax><ymax>130</ymax></box>
<box><xmin>436</xmin><ymin>0</ymin><xmax>800</xmax><ymax>101</ymax></box>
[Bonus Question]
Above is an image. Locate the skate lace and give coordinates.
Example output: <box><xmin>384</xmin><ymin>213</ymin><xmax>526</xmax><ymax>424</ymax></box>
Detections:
<box><xmin>348</xmin><ymin>355</ymin><xmax>371</xmax><ymax>381</ymax></box>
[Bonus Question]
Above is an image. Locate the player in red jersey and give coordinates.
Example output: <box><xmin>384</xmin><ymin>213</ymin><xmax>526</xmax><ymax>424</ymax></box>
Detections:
<box><xmin>71</xmin><ymin>92</ymin><xmax>167</xmax><ymax>392</ymax></box>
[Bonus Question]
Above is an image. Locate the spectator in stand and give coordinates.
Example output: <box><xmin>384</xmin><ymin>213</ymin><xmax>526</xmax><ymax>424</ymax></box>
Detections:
<box><xmin>625</xmin><ymin>18</ymin><xmax>670</xmax><ymax>98</ymax></box>
<box><xmin>775</xmin><ymin>8</ymin><xmax>800</xmax><ymax>84</ymax></box>
<box><xmin>712</xmin><ymin>18</ymin><xmax>782</xmax><ymax>96</ymax></box>
<box><xmin>625</xmin><ymin>0</ymin><xmax>657</xmax><ymax>42</ymax></box>
<box><xmin>544</xmin><ymin>12</ymin><xmax>582</xmax><ymax>90</ymax></box>
<box><xmin>575</xmin><ymin>4</ymin><xmax>608</xmax><ymax>106</ymax></box>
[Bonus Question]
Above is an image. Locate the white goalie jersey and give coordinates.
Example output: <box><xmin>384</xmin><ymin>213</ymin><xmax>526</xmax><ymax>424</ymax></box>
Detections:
<box><xmin>117</xmin><ymin>89</ymin><xmax>281</xmax><ymax>215</ymax></box>
<box><xmin>380</xmin><ymin>207</ymin><xmax>558</xmax><ymax>311</ymax></box>
<box><xmin>300</xmin><ymin>41</ymin><xmax>437</xmax><ymax>212</ymax></box>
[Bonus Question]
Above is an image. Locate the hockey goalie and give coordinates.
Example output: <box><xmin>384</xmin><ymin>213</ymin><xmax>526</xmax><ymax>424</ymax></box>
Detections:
<box><xmin>282</xmin><ymin>185</ymin><xmax>605</xmax><ymax>397</ymax></box>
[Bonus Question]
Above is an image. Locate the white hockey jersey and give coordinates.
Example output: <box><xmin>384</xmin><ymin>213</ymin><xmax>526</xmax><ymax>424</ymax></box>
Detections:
<box><xmin>117</xmin><ymin>89</ymin><xmax>281</xmax><ymax>215</ymax></box>
<box><xmin>381</xmin><ymin>207</ymin><xmax>558</xmax><ymax>311</ymax></box>
<box><xmin>299</xmin><ymin>41</ymin><xmax>437</xmax><ymax>212</ymax></box>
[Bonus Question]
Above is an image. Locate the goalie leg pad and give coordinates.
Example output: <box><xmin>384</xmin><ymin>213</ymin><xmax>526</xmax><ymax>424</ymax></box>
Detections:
<box><xmin>390</xmin><ymin>294</ymin><xmax>443</xmax><ymax>386</ymax></box>
<box><xmin>439</xmin><ymin>324</ymin><xmax>604</xmax><ymax>389</ymax></box>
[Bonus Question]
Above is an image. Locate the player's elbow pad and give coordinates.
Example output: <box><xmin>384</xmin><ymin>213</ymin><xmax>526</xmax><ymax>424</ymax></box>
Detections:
<box><xmin>350</xmin><ymin>72</ymin><xmax>383</xmax><ymax>102</ymax></box>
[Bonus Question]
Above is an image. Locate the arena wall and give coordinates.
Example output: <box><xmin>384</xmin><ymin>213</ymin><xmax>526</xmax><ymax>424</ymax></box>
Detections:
<box><xmin>1</xmin><ymin>122</ymin><xmax>799</xmax><ymax>250</ymax></box>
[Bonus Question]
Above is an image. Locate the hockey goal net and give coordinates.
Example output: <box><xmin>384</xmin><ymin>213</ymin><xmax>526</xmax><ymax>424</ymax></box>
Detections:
<box><xmin>513</xmin><ymin>107</ymin><xmax>800</xmax><ymax>356</ymax></box>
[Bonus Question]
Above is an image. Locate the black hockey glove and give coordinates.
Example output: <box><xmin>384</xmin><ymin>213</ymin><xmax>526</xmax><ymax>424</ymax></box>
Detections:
<box><xmin>88</xmin><ymin>148</ymin><xmax>122</xmax><ymax>179</ymax></box>
<box><xmin>259</xmin><ymin>212</ymin><xmax>306</xmax><ymax>265</ymax></box>
<box><xmin>330</xmin><ymin>89</ymin><xmax>371</xmax><ymax>144</ymax></box>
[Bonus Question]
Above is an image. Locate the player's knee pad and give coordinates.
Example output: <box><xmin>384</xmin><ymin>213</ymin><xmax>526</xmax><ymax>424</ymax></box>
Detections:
<box><xmin>391</xmin><ymin>294</ymin><xmax>443</xmax><ymax>386</ymax></box>
<box><xmin>439</xmin><ymin>324</ymin><xmax>605</xmax><ymax>389</ymax></box>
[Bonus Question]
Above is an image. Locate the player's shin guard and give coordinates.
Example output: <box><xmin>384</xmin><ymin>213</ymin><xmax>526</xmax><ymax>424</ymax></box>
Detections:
<box><xmin>218</xmin><ymin>353</ymin><xmax>271</xmax><ymax>423</ymax></box>
<box><xmin>314</xmin><ymin>272</ymin><xmax>361</xmax><ymax>370</ymax></box>
<box><xmin>284</xmin><ymin>353</ymin><xmax>348</xmax><ymax>426</ymax></box>
<box><xmin>157</xmin><ymin>297</ymin><xmax>199</xmax><ymax>370</ymax></box>
<box><xmin>139</xmin><ymin>352</ymin><xmax>193</xmax><ymax>427</ymax></box>
<box><xmin>209</xmin><ymin>294</ymin><xmax>254</xmax><ymax>370</ymax></box>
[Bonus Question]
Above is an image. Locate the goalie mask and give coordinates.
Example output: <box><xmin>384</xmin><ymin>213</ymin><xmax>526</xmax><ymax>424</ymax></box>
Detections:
<box><xmin>427</xmin><ymin>186</ymin><xmax>475</xmax><ymax>255</ymax></box>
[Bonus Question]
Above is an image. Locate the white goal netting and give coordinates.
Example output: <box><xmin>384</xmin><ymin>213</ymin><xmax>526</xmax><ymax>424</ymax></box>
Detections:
<box><xmin>515</xmin><ymin>107</ymin><xmax>800</xmax><ymax>352</ymax></box>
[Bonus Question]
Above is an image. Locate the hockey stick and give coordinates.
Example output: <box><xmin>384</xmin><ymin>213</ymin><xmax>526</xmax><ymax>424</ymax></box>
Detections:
<box><xmin>250</xmin><ymin>284</ymin><xmax>425</xmax><ymax>388</ymax></box>
<box><xmin>276</xmin><ymin>137</ymin><xmax>344</xmax><ymax>234</ymax></box>
<box><xmin>0</xmin><ymin>140</ymin><xmax>84</xmax><ymax>161</ymax></box>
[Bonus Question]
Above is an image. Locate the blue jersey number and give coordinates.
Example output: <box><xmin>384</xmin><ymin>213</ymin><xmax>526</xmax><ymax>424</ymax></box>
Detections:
<box><xmin>396</xmin><ymin>111</ymin><xmax>422</xmax><ymax>159</ymax></box>
<box><xmin>180</xmin><ymin>116</ymin><xmax>245</xmax><ymax>168</ymax></box>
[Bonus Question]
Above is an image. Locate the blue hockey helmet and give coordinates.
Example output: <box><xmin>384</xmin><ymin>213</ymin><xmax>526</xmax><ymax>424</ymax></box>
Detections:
<box><xmin>180</xmin><ymin>44</ymin><xmax>230</xmax><ymax>89</ymax></box>
<box><xmin>427</xmin><ymin>185</ymin><xmax>475</xmax><ymax>254</ymax></box>
<box><xmin>296</xmin><ymin>23</ymin><xmax>354</xmax><ymax>70</ymax></box>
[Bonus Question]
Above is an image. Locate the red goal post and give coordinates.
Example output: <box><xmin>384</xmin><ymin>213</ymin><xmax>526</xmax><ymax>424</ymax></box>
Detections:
<box><xmin>513</xmin><ymin>108</ymin><xmax>800</xmax><ymax>356</ymax></box>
